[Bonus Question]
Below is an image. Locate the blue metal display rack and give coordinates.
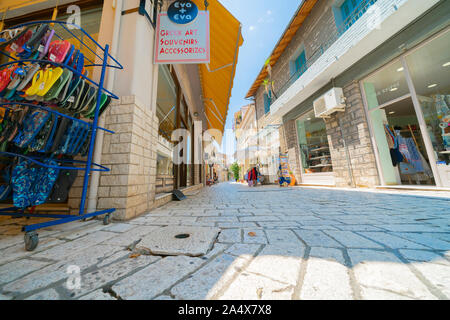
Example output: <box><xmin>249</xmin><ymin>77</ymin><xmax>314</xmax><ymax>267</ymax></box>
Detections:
<box><xmin>0</xmin><ymin>20</ymin><xmax>123</xmax><ymax>251</ymax></box>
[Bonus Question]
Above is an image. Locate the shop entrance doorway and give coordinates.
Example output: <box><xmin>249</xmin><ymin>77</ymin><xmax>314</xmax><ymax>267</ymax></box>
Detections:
<box><xmin>362</xmin><ymin>28</ymin><xmax>450</xmax><ymax>188</ymax></box>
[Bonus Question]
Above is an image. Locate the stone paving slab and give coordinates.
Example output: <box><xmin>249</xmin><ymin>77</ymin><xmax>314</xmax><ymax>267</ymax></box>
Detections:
<box><xmin>0</xmin><ymin>259</ymin><xmax>50</xmax><ymax>285</ymax></box>
<box><xmin>78</xmin><ymin>290</ymin><xmax>116</xmax><ymax>300</ymax></box>
<box><xmin>300</xmin><ymin>256</ymin><xmax>353</xmax><ymax>300</ymax></box>
<box><xmin>25</xmin><ymin>288</ymin><xmax>60</xmax><ymax>300</ymax></box>
<box><xmin>112</xmin><ymin>256</ymin><xmax>204</xmax><ymax>300</ymax></box>
<box><xmin>70</xmin><ymin>255</ymin><xmax>160</xmax><ymax>298</ymax></box>
<box><xmin>0</xmin><ymin>183</ymin><xmax>449</xmax><ymax>300</ymax></box>
<box><xmin>348</xmin><ymin>249</ymin><xmax>438</xmax><ymax>300</ymax></box>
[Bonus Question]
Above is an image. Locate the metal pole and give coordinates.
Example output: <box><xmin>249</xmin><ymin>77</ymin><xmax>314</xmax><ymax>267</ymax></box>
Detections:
<box><xmin>80</xmin><ymin>44</ymin><xmax>109</xmax><ymax>214</ymax></box>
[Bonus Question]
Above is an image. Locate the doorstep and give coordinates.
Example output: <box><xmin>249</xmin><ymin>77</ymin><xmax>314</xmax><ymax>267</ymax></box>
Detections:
<box><xmin>376</xmin><ymin>185</ymin><xmax>450</xmax><ymax>192</ymax></box>
<box><xmin>297</xmin><ymin>183</ymin><xmax>337</xmax><ymax>187</ymax></box>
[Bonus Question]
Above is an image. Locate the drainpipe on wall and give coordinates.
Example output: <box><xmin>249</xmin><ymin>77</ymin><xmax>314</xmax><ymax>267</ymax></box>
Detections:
<box><xmin>338</xmin><ymin>116</ymin><xmax>356</xmax><ymax>188</ymax></box>
<box><xmin>87</xmin><ymin>0</ymin><xmax>123</xmax><ymax>214</ymax></box>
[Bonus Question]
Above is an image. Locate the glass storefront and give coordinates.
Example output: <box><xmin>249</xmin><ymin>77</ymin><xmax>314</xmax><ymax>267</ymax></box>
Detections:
<box><xmin>363</xmin><ymin>28</ymin><xmax>450</xmax><ymax>187</ymax></box>
<box><xmin>155</xmin><ymin>65</ymin><xmax>199</xmax><ymax>192</ymax></box>
<box><xmin>156</xmin><ymin>65</ymin><xmax>176</xmax><ymax>194</ymax></box>
<box><xmin>296</xmin><ymin>109</ymin><xmax>333</xmax><ymax>174</ymax></box>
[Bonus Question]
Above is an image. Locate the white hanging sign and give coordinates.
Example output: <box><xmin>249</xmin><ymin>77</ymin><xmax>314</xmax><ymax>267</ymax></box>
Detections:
<box><xmin>154</xmin><ymin>11</ymin><xmax>210</xmax><ymax>64</ymax></box>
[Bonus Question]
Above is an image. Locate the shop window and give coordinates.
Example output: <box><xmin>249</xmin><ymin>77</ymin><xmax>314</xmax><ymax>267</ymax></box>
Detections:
<box><xmin>363</xmin><ymin>59</ymin><xmax>436</xmax><ymax>186</ymax></box>
<box><xmin>294</xmin><ymin>50</ymin><xmax>307</xmax><ymax>79</ymax></box>
<box><xmin>157</xmin><ymin>65</ymin><xmax>177</xmax><ymax>142</ymax></box>
<box><xmin>156</xmin><ymin>65</ymin><xmax>177</xmax><ymax>193</ymax></box>
<box><xmin>296</xmin><ymin>110</ymin><xmax>333</xmax><ymax>174</ymax></box>
<box><xmin>405</xmin><ymin>30</ymin><xmax>450</xmax><ymax>185</ymax></box>
<box><xmin>337</xmin><ymin>0</ymin><xmax>377</xmax><ymax>32</ymax></box>
<box><xmin>363</xmin><ymin>60</ymin><xmax>410</xmax><ymax>110</ymax></box>
<box><xmin>264</xmin><ymin>91</ymin><xmax>272</xmax><ymax>114</ymax></box>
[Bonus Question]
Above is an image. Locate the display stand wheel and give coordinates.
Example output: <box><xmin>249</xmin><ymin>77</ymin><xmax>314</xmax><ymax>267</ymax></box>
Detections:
<box><xmin>24</xmin><ymin>232</ymin><xmax>39</xmax><ymax>252</ymax></box>
<box><xmin>103</xmin><ymin>214</ymin><xmax>112</xmax><ymax>225</ymax></box>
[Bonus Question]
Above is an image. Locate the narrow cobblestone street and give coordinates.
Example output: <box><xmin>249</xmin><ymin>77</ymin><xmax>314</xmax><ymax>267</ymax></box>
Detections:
<box><xmin>0</xmin><ymin>183</ymin><xmax>449</xmax><ymax>300</ymax></box>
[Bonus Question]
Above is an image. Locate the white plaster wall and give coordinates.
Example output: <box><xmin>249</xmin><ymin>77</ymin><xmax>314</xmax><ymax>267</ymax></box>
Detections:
<box><xmin>114</xmin><ymin>2</ymin><xmax>156</xmax><ymax>113</ymax></box>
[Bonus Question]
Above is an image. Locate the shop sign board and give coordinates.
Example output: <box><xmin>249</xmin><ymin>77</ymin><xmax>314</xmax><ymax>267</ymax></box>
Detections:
<box><xmin>154</xmin><ymin>10</ymin><xmax>210</xmax><ymax>64</ymax></box>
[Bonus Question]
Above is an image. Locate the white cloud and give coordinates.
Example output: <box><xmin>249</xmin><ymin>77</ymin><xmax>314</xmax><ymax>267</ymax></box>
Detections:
<box><xmin>267</xmin><ymin>10</ymin><xmax>272</xmax><ymax>15</ymax></box>
<box><xmin>249</xmin><ymin>25</ymin><xmax>256</xmax><ymax>31</ymax></box>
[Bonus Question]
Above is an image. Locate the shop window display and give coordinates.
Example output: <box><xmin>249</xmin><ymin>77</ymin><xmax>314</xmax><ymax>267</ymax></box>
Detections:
<box><xmin>296</xmin><ymin>109</ymin><xmax>333</xmax><ymax>173</ymax></box>
<box><xmin>156</xmin><ymin>65</ymin><xmax>177</xmax><ymax>193</ymax></box>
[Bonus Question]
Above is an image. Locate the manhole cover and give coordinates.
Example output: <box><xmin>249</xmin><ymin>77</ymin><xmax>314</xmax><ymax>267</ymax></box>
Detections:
<box><xmin>175</xmin><ymin>233</ymin><xmax>190</xmax><ymax>239</ymax></box>
<box><xmin>139</xmin><ymin>226</ymin><xmax>220</xmax><ymax>257</ymax></box>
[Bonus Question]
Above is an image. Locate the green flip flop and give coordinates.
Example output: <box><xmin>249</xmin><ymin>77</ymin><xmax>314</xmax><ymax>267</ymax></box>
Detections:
<box><xmin>44</xmin><ymin>69</ymin><xmax>72</xmax><ymax>102</ymax></box>
<box><xmin>83</xmin><ymin>92</ymin><xmax>107</xmax><ymax>118</ymax></box>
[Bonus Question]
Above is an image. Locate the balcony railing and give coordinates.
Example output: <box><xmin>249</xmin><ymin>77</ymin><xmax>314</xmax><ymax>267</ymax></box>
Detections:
<box><xmin>272</xmin><ymin>0</ymin><xmax>378</xmax><ymax>103</ymax></box>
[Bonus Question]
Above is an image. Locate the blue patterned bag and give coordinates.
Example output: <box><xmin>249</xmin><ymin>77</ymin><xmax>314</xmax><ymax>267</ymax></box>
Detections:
<box><xmin>14</xmin><ymin>110</ymin><xmax>50</xmax><ymax>148</ymax></box>
<box><xmin>11</xmin><ymin>158</ymin><xmax>59</xmax><ymax>208</ymax></box>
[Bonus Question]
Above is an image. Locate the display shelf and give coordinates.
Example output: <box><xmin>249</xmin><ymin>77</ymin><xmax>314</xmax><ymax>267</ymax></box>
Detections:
<box><xmin>0</xmin><ymin>102</ymin><xmax>114</xmax><ymax>134</ymax></box>
<box><xmin>0</xmin><ymin>20</ymin><xmax>123</xmax><ymax>251</ymax></box>
<box><xmin>309</xmin><ymin>146</ymin><xmax>329</xmax><ymax>153</ymax></box>
<box><xmin>309</xmin><ymin>164</ymin><xmax>333</xmax><ymax>168</ymax></box>
<box><xmin>309</xmin><ymin>155</ymin><xmax>331</xmax><ymax>161</ymax></box>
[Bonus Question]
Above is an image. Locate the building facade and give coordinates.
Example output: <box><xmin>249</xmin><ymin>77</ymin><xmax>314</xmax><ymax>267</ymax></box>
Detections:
<box><xmin>1</xmin><ymin>0</ymin><xmax>242</xmax><ymax>219</ymax></box>
<box><xmin>233</xmin><ymin>103</ymin><xmax>258</xmax><ymax>180</ymax></box>
<box><xmin>247</xmin><ymin>0</ymin><xmax>449</xmax><ymax>189</ymax></box>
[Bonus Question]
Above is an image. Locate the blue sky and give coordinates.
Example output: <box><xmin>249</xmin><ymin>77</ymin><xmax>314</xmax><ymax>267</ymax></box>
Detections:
<box><xmin>217</xmin><ymin>1</ymin><xmax>301</xmax><ymax>157</ymax></box>
<box><xmin>220</xmin><ymin>0</ymin><xmax>301</xmax><ymax>130</ymax></box>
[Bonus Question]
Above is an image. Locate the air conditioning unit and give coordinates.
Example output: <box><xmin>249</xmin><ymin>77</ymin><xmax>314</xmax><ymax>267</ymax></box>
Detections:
<box><xmin>313</xmin><ymin>87</ymin><xmax>346</xmax><ymax>118</ymax></box>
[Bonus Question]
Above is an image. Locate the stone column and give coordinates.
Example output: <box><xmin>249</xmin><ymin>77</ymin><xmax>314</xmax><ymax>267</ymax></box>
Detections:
<box><xmin>325</xmin><ymin>81</ymin><xmax>380</xmax><ymax>188</ymax></box>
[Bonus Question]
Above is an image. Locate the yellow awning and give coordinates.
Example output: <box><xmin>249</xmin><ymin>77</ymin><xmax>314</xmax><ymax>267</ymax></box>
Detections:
<box><xmin>0</xmin><ymin>0</ymin><xmax>47</xmax><ymax>12</ymax></box>
<box><xmin>193</xmin><ymin>0</ymin><xmax>243</xmax><ymax>136</ymax></box>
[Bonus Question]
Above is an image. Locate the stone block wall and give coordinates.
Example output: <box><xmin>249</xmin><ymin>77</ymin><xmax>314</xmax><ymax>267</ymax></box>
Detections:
<box><xmin>69</xmin><ymin>95</ymin><xmax>159</xmax><ymax>220</ymax></box>
<box><xmin>282</xmin><ymin>120</ymin><xmax>302</xmax><ymax>184</ymax></box>
<box><xmin>324</xmin><ymin>82</ymin><xmax>380</xmax><ymax>188</ymax></box>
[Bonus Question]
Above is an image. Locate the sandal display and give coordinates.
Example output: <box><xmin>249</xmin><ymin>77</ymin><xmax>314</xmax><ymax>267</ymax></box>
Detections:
<box><xmin>0</xmin><ymin>20</ymin><xmax>123</xmax><ymax>251</ymax></box>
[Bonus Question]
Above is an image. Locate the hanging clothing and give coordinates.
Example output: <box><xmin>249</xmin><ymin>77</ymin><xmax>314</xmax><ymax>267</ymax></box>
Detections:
<box><xmin>398</xmin><ymin>135</ymin><xmax>424</xmax><ymax>173</ymax></box>
<box><xmin>386</xmin><ymin>125</ymin><xmax>403</xmax><ymax>167</ymax></box>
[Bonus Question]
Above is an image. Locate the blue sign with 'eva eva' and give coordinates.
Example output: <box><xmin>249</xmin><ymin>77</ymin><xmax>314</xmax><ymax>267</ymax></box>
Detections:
<box><xmin>167</xmin><ymin>0</ymin><xmax>199</xmax><ymax>25</ymax></box>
